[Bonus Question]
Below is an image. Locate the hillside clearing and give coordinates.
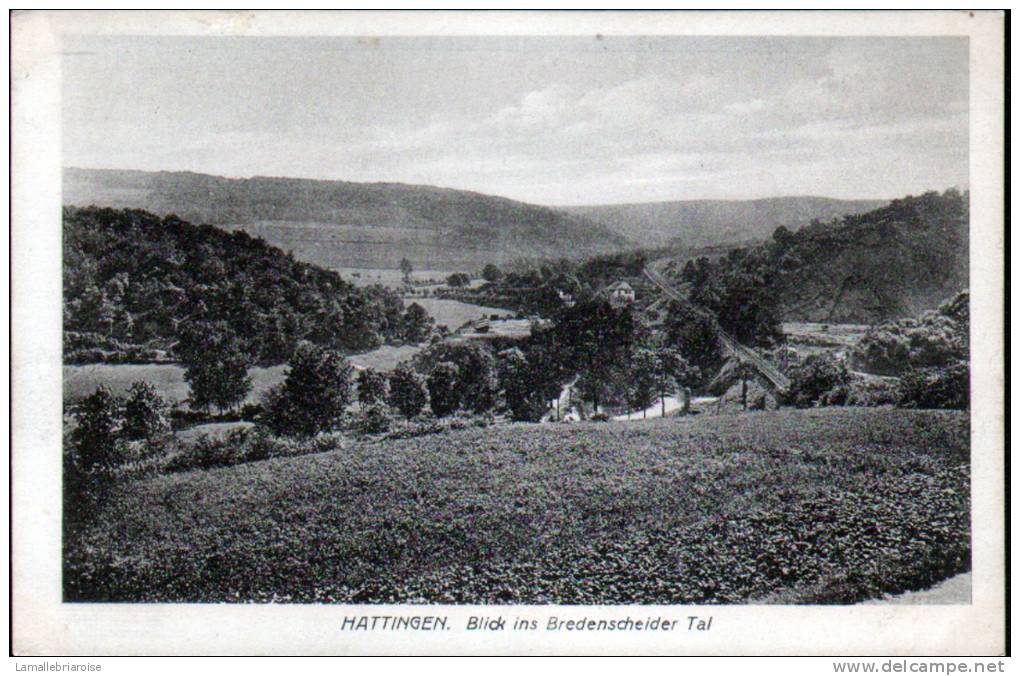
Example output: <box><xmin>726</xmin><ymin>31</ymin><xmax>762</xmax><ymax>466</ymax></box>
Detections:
<box><xmin>64</xmin><ymin>408</ymin><xmax>969</xmax><ymax>604</ymax></box>
<box><xmin>408</xmin><ymin>298</ymin><xmax>511</xmax><ymax>331</ymax></box>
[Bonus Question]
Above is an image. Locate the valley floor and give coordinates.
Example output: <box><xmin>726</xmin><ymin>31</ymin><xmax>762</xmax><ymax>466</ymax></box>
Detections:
<box><xmin>64</xmin><ymin>408</ymin><xmax>970</xmax><ymax>605</ymax></box>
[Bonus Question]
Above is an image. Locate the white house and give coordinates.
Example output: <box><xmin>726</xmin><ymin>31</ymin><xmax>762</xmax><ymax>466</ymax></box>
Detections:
<box><xmin>606</xmin><ymin>280</ymin><xmax>635</xmax><ymax>306</ymax></box>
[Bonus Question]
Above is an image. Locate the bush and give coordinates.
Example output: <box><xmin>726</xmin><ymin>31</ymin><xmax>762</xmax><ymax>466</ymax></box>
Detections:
<box><xmin>164</xmin><ymin>427</ymin><xmax>347</xmax><ymax>473</ymax></box>
<box><xmin>261</xmin><ymin>341</ymin><xmax>354</xmax><ymax>437</ymax></box>
<box><xmin>388</xmin><ymin>366</ymin><xmax>429</xmax><ymax>418</ymax></box>
<box><xmin>898</xmin><ymin>361</ymin><xmax>969</xmax><ymax>410</ymax></box>
<box><xmin>428</xmin><ymin>362</ymin><xmax>461</xmax><ymax>417</ymax></box>
<box><xmin>350</xmin><ymin>404</ymin><xmax>392</xmax><ymax>436</ymax></box>
<box><xmin>122</xmin><ymin>381</ymin><xmax>171</xmax><ymax>441</ymax></box>
<box><xmin>69</xmin><ymin>386</ymin><xmax>124</xmax><ymax>471</ymax></box>
<box><xmin>852</xmin><ymin>291</ymin><xmax>969</xmax><ymax>376</ymax></box>
<box><xmin>786</xmin><ymin>353</ymin><xmax>851</xmax><ymax>408</ymax></box>
<box><xmin>164</xmin><ymin>430</ymin><xmax>258</xmax><ymax>472</ymax></box>
<box><xmin>380</xmin><ymin>412</ymin><xmax>493</xmax><ymax>441</ymax></box>
<box><xmin>239</xmin><ymin>402</ymin><xmax>263</xmax><ymax>421</ymax></box>
<box><xmin>65</xmin><ymin>386</ymin><xmax>126</xmax><ymax>523</ymax></box>
<box><xmin>845</xmin><ymin>377</ymin><xmax>900</xmax><ymax>407</ymax></box>
<box><xmin>401</xmin><ymin>303</ymin><xmax>434</xmax><ymax>344</ymax></box>
<box><xmin>356</xmin><ymin>368</ymin><xmax>388</xmax><ymax>406</ymax></box>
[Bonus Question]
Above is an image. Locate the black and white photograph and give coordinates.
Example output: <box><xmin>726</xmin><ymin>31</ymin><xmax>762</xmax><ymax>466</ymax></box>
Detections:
<box><xmin>11</xmin><ymin>9</ymin><xmax>1006</xmax><ymax>656</ymax></box>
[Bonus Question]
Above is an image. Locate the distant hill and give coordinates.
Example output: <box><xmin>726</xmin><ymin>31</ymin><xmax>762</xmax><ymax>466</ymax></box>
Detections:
<box><xmin>667</xmin><ymin>190</ymin><xmax>969</xmax><ymax>326</ymax></box>
<box><xmin>63</xmin><ymin>168</ymin><xmax>634</xmax><ymax>272</ymax></box>
<box><xmin>565</xmin><ymin>196</ymin><xmax>888</xmax><ymax>249</ymax></box>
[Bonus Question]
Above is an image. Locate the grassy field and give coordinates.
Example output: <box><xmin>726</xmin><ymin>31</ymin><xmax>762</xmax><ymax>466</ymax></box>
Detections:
<box><xmin>408</xmin><ymin>298</ymin><xmax>511</xmax><ymax>331</ymax></box>
<box><xmin>334</xmin><ymin>266</ymin><xmax>455</xmax><ymax>288</ymax></box>
<box><xmin>63</xmin><ymin>364</ymin><xmax>288</xmax><ymax>406</ymax></box>
<box><xmin>782</xmin><ymin>322</ymin><xmax>872</xmax><ymax>356</ymax></box>
<box><xmin>64</xmin><ymin>408</ymin><xmax>969</xmax><ymax>604</ymax></box>
<box><xmin>63</xmin><ymin>343</ymin><xmax>428</xmax><ymax>406</ymax></box>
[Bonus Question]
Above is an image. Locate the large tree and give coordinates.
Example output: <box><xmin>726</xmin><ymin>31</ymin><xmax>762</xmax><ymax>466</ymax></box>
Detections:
<box><xmin>625</xmin><ymin>348</ymin><xmax>659</xmax><ymax>419</ymax></box>
<box><xmin>177</xmin><ymin>321</ymin><xmax>254</xmax><ymax>415</ymax></box>
<box><xmin>662</xmin><ymin>299</ymin><xmax>722</xmax><ymax>383</ymax></box>
<box><xmin>496</xmin><ymin>347</ymin><xmax>550</xmax><ymax>422</ymax></box>
<box><xmin>551</xmin><ymin>298</ymin><xmax>636</xmax><ymax>412</ymax></box>
<box><xmin>387</xmin><ymin>365</ymin><xmax>428</xmax><ymax>418</ymax></box>
<box><xmin>401</xmin><ymin>302</ymin><xmax>434</xmax><ymax>344</ymax></box>
<box><xmin>261</xmin><ymin>341</ymin><xmax>354</xmax><ymax>437</ymax></box>
<box><xmin>649</xmin><ymin>346</ymin><xmax>698</xmax><ymax>418</ymax></box>
<box><xmin>413</xmin><ymin>341</ymin><xmax>497</xmax><ymax>413</ymax></box>
<box><xmin>427</xmin><ymin>362</ymin><xmax>461</xmax><ymax>417</ymax></box>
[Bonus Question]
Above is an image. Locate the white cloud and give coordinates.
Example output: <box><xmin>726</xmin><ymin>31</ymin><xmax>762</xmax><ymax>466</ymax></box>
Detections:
<box><xmin>64</xmin><ymin>36</ymin><xmax>969</xmax><ymax>204</ymax></box>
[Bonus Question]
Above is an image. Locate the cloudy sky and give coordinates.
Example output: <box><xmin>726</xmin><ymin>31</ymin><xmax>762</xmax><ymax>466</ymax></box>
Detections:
<box><xmin>63</xmin><ymin>35</ymin><xmax>968</xmax><ymax>205</ymax></box>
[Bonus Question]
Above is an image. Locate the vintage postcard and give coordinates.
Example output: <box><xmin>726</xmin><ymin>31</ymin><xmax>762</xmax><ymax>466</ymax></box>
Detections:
<box><xmin>10</xmin><ymin>9</ymin><xmax>1006</xmax><ymax>656</ymax></box>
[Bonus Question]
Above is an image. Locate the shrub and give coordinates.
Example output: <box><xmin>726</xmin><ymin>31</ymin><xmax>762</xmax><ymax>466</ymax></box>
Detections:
<box><xmin>380</xmin><ymin>412</ymin><xmax>493</xmax><ymax>441</ymax></box>
<box><xmin>482</xmin><ymin>263</ymin><xmax>503</xmax><ymax>283</ymax></box>
<box><xmin>786</xmin><ymin>353</ymin><xmax>851</xmax><ymax>408</ymax></box>
<box><xmin>261</xmin><ymin>341</ymin><xmax>354</xmax><ymax>437</ymax></box>
<box><xmin>164</xmin><ymin>431</ymin><xmax>254</xmax><ymax>472</ymax></box>
<box><xmin>164</xmin><ymin>427</ymin><xmax>347</xmax><ymax>473</ymax></box>
<box><xmin>852</xmin><ymin>291</ymin><xmax>969</xmax><ymax>376</ymax></box>
<box><xmin>239</xmin><ymin>402</ymin><xmax>263</xmax><ymax>421</ymax></box>
<box><xmin>65</xmin><ymin>386</ymin><xmax>126</xmax><ymax>522</ymax></box>
<box><xmin>69</xmin><ymin>386</ymin><xmax>124</xmax><ymax>471</ymax></box>
<box><xmin>351</xmin><ymin>404</ymin><xmax>392</xmax><ymax>436</ymax></box>
<box><xmin>428</xmin><ymin>362</ymin><xmax>461</xmax><ymax>417</ymax></box>
<box><xmin>356</xmin><ymin>368</ymin><xmax>388</xmax><ymax>406</ymax></box>
<box><xmin>388</xmin><ymin>366</ymin><xmax>429</xmax><ymax>418</ymax></box>
<box><xmin>898</xmin><ymin>361</ymin><xmax>969</xmax><ymax>410</ymax></box>
<box><xmin>845</xmin><ymin>377</ymin><xmax>900</xmax><ymax>407</ymax></box>
<box><xmin>122</xmin><ymin>381</ymin><xmax>171</xmax><ymax>441</ymax></box>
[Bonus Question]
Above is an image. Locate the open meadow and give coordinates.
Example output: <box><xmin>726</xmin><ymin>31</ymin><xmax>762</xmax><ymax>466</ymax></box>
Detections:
<box><xmin>64</xmin><ymin>408</ymin><xmax>969</xmax><ymax>604</ymax></box>
<box><xmin>63</xmin><ymin>363</ymin><xmax>288</xmax><ymax>406</ymax></box>
<box><xmin>63</xmin><ymin>344</ymin><xmax>426</xmax><ymax>408</ymax></box>
<box><xmin>407</xmin><ymin>298</ymin><xmax>511</xmax><ymax>331</ymax></box>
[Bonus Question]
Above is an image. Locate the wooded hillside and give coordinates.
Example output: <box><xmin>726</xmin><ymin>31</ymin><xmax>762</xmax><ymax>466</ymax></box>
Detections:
<box><xmin>63</xmin><ymin>206</ymin><xmax>428</xmax><ymax>364</ymax></box>
<box><xmin>671</xmin><ymin>189</ymin><xmax>969</xmax><ymax>324</ymax></box>
<box><xmin>64</xmin><ymin>168</ymin><xmax>634</xmax><ymax>271</ymax></box>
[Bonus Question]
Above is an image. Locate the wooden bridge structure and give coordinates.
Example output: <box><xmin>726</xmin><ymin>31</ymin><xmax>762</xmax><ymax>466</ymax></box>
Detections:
<box><xmin>641</xmin><ymin>267</ymin><xmax>791</xmax><ymax>394</ymax></box>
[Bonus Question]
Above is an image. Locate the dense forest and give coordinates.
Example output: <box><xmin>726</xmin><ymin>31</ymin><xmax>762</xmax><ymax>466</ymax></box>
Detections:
<box><xmin>63</xmin><ymin>206</ymin><xmax>430</xmax><ymax>364</ymax></box>
<box><xmin>672</xmin><ymin>189</ymin><xmax>969</xmax><ymax>326</ymax></box>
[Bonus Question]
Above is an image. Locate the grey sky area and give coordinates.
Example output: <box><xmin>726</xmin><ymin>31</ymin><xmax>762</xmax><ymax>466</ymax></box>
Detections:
<box><xmin>63</xmin><ymin>35</ymin><xmax>968</xmax><ymax>205</ymax></box>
